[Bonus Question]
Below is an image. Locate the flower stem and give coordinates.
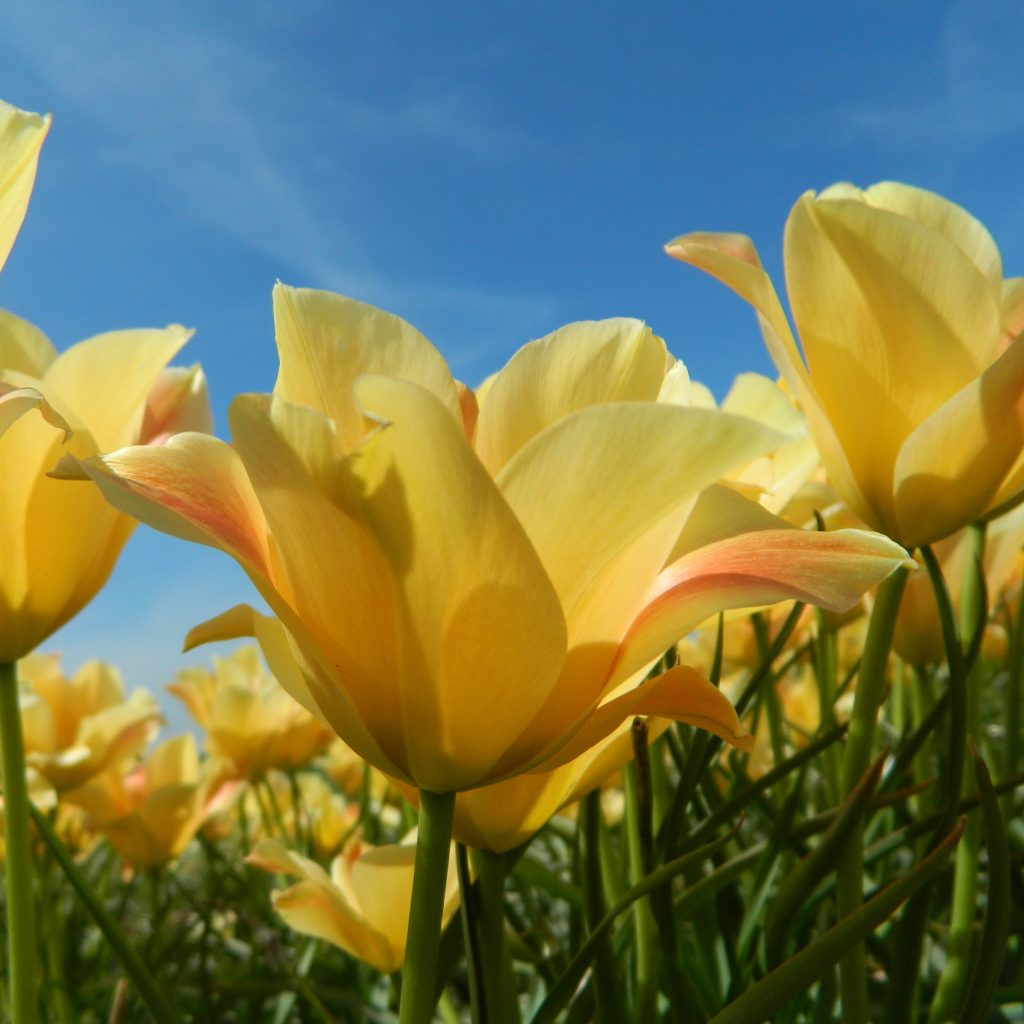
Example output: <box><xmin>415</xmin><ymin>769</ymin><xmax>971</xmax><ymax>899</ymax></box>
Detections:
<box><xmin>0</xmin><ymin>660</ymin><xmax>39</xmax><ymax>1024</ymax></box>
<box><xmin>399</xmin><ymin>788</ymin><xmax>455</xmax><ymax>1024</ymax></box>
<box><xmin>835</xmin><ymin>565</ymin><xmax>909</xmax><ymax>1023</ymax></box>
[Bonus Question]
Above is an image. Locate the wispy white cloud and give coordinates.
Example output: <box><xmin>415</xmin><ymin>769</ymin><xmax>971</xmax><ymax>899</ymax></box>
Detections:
<box><xmin>0</xmin><ymin>1</ymin><xmax>556</xmax><ymax>331</ymax></box>
<box><xmin>836</xmin><ymin>0</ymin><xmax>1024</xmax><ymax>148</ymax></box>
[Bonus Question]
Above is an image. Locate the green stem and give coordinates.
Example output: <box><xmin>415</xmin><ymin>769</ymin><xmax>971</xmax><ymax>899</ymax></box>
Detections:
<box><xmin>623</xmin><ymin>758</ymin><xmax>659</xmax><ymax>1022</ymax></box>
<box><xmin>580</xmin><ymin>791</ymin><xmax>621</xmax><ymax>1022</ymax></box>
<box><xmin>399</xmin><ymin>789</ymin><xmax>455</xmax><ymax>1024</ymax></box>
<box><xmin>455</xmin><ymin>844</ymin><xmax>484</xmax><ymax>1024</ymax></box>
<box><xmin>475</xmin><ymin>849</ymin><xmax>518</xmax><ymax>1024</ymax></box>
<box><xmin>835</xmin><ymin>565</ymin><xmax>909</xmax><ymax>1023</ymax></box>
<box><xmin>0</xmin><ymin>660</ymin><xmax>39</xmax><ymax>1024</ymax></box>
<box><xmin>928</xmin><ymin>522</ymin><xmax>986</xmax><ymax>1022</ymax></box>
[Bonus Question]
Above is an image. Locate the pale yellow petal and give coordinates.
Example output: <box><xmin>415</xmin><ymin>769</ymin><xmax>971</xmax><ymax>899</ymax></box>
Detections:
<box><xmin>43</xmin><ymin>326</ymin><xmax>192</xmax><ymax>452</ymax></box>
<box><xmin>784</xmin><ymin>192</ymin><xmax>1002</xmax><ymax>535</ymax></box>
<box><xmin>351</xmin><ymin>375</ymin><xmax>567</xmax><ymax>792</ymax></box>
<box><xmin>0</xmin><ymin>308</ymin><xmax>57</xmax><ymax>376</ymax></box>
<box><xmin>894</xmin><ymin>334</ymin><xmax>1024</xmax><ymax>547</ymax></box>
<box><xmin>473</xmin><ymin>318</ymin><xmax>670</xmax><ymax>475</ymax></box>
<box><xmin>272</xmin><ymin>283</ymin><xmax>460</xmax><ymax>449</ymax></box>
<box><xmin>0</xmin><ymin>102</ymin><xmax>49</xmax><ymax>273</ymax></box>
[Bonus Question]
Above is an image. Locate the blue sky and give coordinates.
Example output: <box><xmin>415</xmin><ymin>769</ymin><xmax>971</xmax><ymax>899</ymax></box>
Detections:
<box><xmin>2</xmin><ymin>1</ymin><xmax>1023</xmax><ymax>729</ymax></box>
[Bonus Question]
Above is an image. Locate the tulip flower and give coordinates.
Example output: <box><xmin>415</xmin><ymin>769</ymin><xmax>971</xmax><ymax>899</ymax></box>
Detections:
<box><xmin>667</xmin><ymin>182</ymin><xmax>1024</xmax><ymax>549</ymax></box>
<box><xmin>65</xmin><ymin>288</ymin><xmax>911</xmax><ymax>796</ymax></box>
<box><xmin>247</xmin><ymin>835</ymin><xmax>460</xmax><ymax>974</ymax></box>
<box><xmin>65</xmin><ymin>734</ymin><xmax>231</xmax><ymax>870</ymax></box>
<box><xmin>0</xmin><ymin>309</ymin><xmax>211</xmax><ymax>661</ymax></box>
<box><xmin>168</xmin><ymin>645</ymin><xmax>334</xmax><ymax>781</ymax></box>
<box><xmin>18</xmin><ymin>653</ymin><xmax>160</xmax><ymax>791</ymax></box>
<box><xmin>0</xmin><ymin>99</ymin><xmax>48</xmax><ymax>274</ymax></box>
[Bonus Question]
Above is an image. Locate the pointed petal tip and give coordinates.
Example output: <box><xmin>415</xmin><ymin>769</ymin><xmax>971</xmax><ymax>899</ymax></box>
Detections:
<box><xmin>47</xmin><ymin>453</ymin><xmax>88</xmax><ymax>480</ymax></box>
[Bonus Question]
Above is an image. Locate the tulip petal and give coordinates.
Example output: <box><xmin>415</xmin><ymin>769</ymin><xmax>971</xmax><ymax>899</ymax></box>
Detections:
<box><xmin>272</xmin><ymin>283</ymin><xmax>461</xmax><ymax>449</ymax></box>
<box><xmin>894</xmin><ymin>333</ymin><xmax>1024</xmax><ymax>547</ymax></box>
<box><xmin>785</xmin><ymin>192</ymin><xmax>1002</xmax><ymax>535</ymax></box>
<box><xmin>0</xmin><ymin>384</ymin><xmax>67</xmax><ymax>440</ymax></box>
<box><xmin>473</xmin><ymin>318</ymin><xmax>670</xmax><ymax>475</ymax></box>
<box><xmin>43</xmin><ymin>326</ymin><xmax>193</xmax><ymax>452</ymax></box>
<box><xmin>497</xmin><ymin>402</ymin><xmax>785</xmax><ymax>650</ymax></box>
<box><xmin>54</xmin><ymin>432</ymin><xmax>271</xmax><ymax>574</ymax></box>
<box><xmin>227</xmin><ymin>394</ymin><xmax>410</xmax><ymax>777</ymax></box>
<box><xmin>532</xmin><ymin>665</ymin><xmax>752</xmax><ymax>774</ymax></box>
<box><xmin>859</xmin><ymin>181</ymin><xmax>1002</xmax><ymax>292</ymax></box>
<box><xmin>0</xmin><ymin>102</ymin><xmax>49</xmax><ymax>273</ymax></box>
<box><xmin>612</xmin><ymin>528</ymin><xmax>912</xmax><ymax>685</ymax></box>
<box><xmin>0</xmin><ymin>308</ymin><xmax>57</xmax><ymax>376</ymax></box>
<box><xmin>666</xmin><ymin>230</ymin><xmax>875</xmax><ymax>531</ymax></box>
<box><xmin>350</xmin><ymin>374</ymin><xmax>568</xmax><ymax>792</ymax></box>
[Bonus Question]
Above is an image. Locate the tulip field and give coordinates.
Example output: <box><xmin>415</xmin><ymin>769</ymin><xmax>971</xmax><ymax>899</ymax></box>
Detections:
<box><xmin>4</xmin><ymin>96</ymin><xmax>1024</xmax><ymax>1024</ymax></box>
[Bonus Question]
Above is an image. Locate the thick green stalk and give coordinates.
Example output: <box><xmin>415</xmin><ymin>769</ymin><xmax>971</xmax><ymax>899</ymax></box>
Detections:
<box><xmin>580</xmin><ymin>791</ymin><xmax>621</xmax><ymax>1022</ymax></box>
<box><xmin>399</xmin><ymin>789</ymin><xmax>456</xmax><ymax>1024</ymax></box>
<box><xmin>623</xmin><ymin>760</ymin><xmax>659</xmax><ymax>1021</ymax></box>
<box><xmin>928</xmin><ymin>522</ymin><xmax>986</xmax><ymax>1022</ymax></box>
<box><xmin>835</xmin><ymin>565</ymin><xmax>909</xmax><ymax>1023</ymax></box>
<box><xmin>474</xmin><ymin>849</ymin><xmax>519</xmax><ymax>1024</ymax></box>
<box><xmin>0</xmin><ymin>660</ymin><xmax>39</xmax><ymax>1024</ymax></box>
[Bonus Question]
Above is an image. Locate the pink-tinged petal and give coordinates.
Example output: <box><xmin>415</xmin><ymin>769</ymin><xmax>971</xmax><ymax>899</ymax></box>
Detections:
<box><xmin>894</xmin><ymin>334</ymin><xmax>1024</xmax><ymax>547</ymax></box>
<box><xmin>0</xmin><ymin>102</ymin><xmax>49</xmax><ymax>274</ymax></box>
<box><xmin>612</xmin><ymin>528</ymin><xmax>912</xmax><ymax>685</ymax></box>
<box><xmin>1001</xmin><ymin>278</ymin><xmax>1024</xmax><ymax>349</ymax></box>
<box><xmin>272</xmin><ymin>283</ymin><xmax>461</xmax><ymax>449</ymax></box>
<box><xmin>473</xmin><ymin>318</ymin><xmax>670</xmax><ymax>475</ymax></box>
<box><xmin>52</xmin><ymin>433</ymin><xmax>271</xmax><ymax>575</ymax></box>
<box><xmin>531</xmin><ymin>665</ymin><xmax>752</xmax><ymax>774</ymax></box>
<box><xmin>350</xmin><ymin>374</ymin><xmax>568</xmax><ymax>793</ymax></box>
<box><xmin>139</xmin><ymin>365</ymin><xmax>213</xmax><ymax>443</ymax></box>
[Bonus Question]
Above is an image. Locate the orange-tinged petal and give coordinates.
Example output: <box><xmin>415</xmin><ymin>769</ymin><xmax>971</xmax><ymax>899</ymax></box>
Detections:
<box><xmin>351</xmin><ymin>374</ymin><xmax>567</xmax><ymax>792</ymax></box>
<box><xmin>0</xmin><ymin>101</ymin><xmax>49</xmax><ymax>273</ymax></box>
<box><xmin>532</xmin><ymin>665</ymin><xmax>752</xmax><ymax>774</ymax></box>
<box><xmin>473</xmin><ymin>318</ymin><xmax>670</xmax><ymax>475</ymax></box>
<box><xmin>272</xmin><ymin>283</ymin><xmax>461</xmax><ymax>449</ymax></box>
<box><xmin>139</xmin><ymin>364</ymin><xmax>213</xmax><ymax>443</ymax></box>
<box><xmin>893</xmin><ymin>334</ymin><xmax>1024</xmax><ymax>547</ymax></box>
<box><xmin>612</xmin><ymin>527</ymin><xmax>912</xmax><ymax>685</ymax></box>
<box><xmin>54</xmin><ymin>432</ymin><xmax>271</xmax><ymax>574</ymax></box>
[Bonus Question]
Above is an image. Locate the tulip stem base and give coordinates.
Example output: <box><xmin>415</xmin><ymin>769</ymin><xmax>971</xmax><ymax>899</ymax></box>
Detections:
<box><xmin>0</xmin><ymin>660</ymin><xmax>39</xmax><ymax>1024</ymax></box>
<box><xmin>836</xmin><ymin>565</ymin><xmax>909</xmax><ymax>1023</ymax></box>
<box><xmin>399</xmin><ymin>788</ymin><xmax>455</xmax><ymax>1024</ymax></box>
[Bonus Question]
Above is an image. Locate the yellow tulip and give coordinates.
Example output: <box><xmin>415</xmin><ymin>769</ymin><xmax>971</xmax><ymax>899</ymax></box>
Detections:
<box><xmin>65</xmin><ymin>734</ymin><xmax>230</xmax><ymax>870</ymax></box>
<box><xmin>668</xmin><ymin>182</ymin><xmax>1024</xmax><ymax>548</ymax></box>
<box><xmin>247</xmin><ymin>835</ymin><xmax>460</xmax><ymax>974</ymax></box>
<box><xmin>18</xmin><ymin>652</ymin><xmax>160</xmax><ymax>791</ymax></box>
<box><xmin>0</xmin><ymin>310</ymin><xmax>210</xmax><ymax>661</ymax></box>
<box><xmin>0</xmin><ymin>100</ymin><xmax>48</xmax><ymax>275</ymax></box>
<box><xmin>65</xmin><ymin>288</ymin><xmax>911</xmax><ymax>793</ymax></box>
<box><xmin>168</xmin><ymin>645</ymin><xmax>334</xmax><ymax>780</ymax></box>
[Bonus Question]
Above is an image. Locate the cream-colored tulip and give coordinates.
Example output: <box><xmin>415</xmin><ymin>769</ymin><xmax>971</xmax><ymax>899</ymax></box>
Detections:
<box><xmin>18</xmin><ymin>653</ymin><xmax>159</xmax><ymax>791</ymax></box>
<box><xmin>248</xmin><ymin>835</ymin><xmax>460</xmax><ymax>974</ymax></box>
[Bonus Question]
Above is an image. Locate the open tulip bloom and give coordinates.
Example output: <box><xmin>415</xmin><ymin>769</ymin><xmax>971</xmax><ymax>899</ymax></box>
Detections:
<box><xmin>61</xmin><ymin>284</ymin><xmax>911</xmax><ymax>1020</ymax></box>
<box><xmin>667</xmin><ymin>182</ymin><xmax>1024</xmax><ymax>550</ymax></box>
